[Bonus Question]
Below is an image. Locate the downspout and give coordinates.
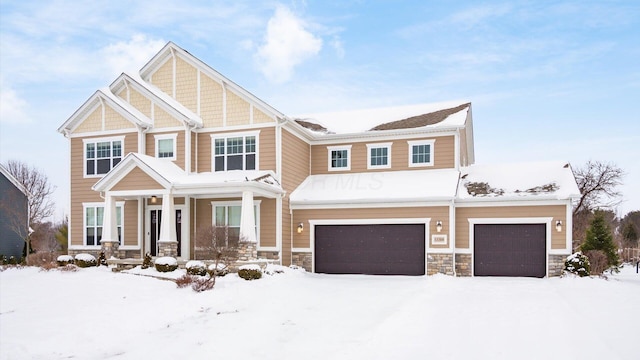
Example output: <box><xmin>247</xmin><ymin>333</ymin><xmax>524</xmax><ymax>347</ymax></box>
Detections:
<box><xmin>450</xmin><ymin>198</ymin><xmax>456</xmax><ymax>276</ymax></box>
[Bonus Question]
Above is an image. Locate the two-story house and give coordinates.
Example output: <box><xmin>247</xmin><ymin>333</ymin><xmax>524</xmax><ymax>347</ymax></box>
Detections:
<box><xmin>58</xmin><ymin>42</ymin><xmax>579</xmax><ymax>277</ymax></box>
<box><xmin>0</xmin><ymin>163</ymin><xmax>29</xmax><ymax>260</ymax></box>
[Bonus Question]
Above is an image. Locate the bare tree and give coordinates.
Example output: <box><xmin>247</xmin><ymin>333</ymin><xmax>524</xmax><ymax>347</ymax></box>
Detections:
<box><xmin>572</xmin><ymin>160</ymin><xmax>624</xmax><ymax>215</ymax></box>
<box><xmin>4</xmin><ymin>160</ymin><xmax>56</xmax><ymax>225</ymax></box>
<box><xmin>193</xmin><ymin>225</ymin><xmax>240</xmax><ymax>288</ymax></box>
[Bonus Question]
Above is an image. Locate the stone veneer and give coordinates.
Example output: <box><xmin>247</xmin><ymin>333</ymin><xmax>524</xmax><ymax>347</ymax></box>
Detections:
<box><xmin>157</xmin><ymin>241</ymin><xmax>178</xmax><ymax>257</ymax></box>
<box><xmin>236</xmin><ymin>242</ymin><xmax>258</xmax><ymax>261</ymax></box>
<box><xmin>455</xmin><ymin>254</ymin><xmax>472</xmax><ymax>276</ymax></box>
<box><xmin>427</xmin><ymin>253</ymin><xmax>454</xmax><ymax>275</ymax></box>
<box><xmin>548</xmin><ymin>254</ymin><xmax>567</xmax><ymax>277</ymax></box>
<box><xmin>292</xmin><ymin>252</ymin><xmax>312</xmax><ymax>271</ymax></box>
<box><xmin>68</xmin><ymin>248</ymin><xmax>140</xmax><ymax>260</ymax></box>
<box><xmin>257</xmin><ymin>251</ymin><xmax>279</xmax><ymax>261</ymax></box>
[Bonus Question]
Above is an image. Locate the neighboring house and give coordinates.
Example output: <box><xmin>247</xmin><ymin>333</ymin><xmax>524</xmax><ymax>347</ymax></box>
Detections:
<box><xmin>0</xmin><ymin>164</ymin><xmax>29</xmax><ymax>259</ymax></box>
<box><xmin>58</xmin><ymin>42</ymin><xmax>580</xmax><ymax>277</ymax></box>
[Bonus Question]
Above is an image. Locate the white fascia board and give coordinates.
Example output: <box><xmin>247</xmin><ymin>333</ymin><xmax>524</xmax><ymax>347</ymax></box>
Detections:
<box><xmin>309</xmin><ymin>128</ymin><xmax>461</xmax><ymax>145</ymax></box>
<box><xmin>455</xmin><ymin>199</ymin><xmax>570</xmax><ymax>207</ymax></box>
<box><xmin>290</xmin><ymin>199</ymin><xmax>453</xmax><ymax>210</ymax></box>
<box><xmin>92</xmin><ymin>155</ymin><xmax>172</xmax><ymax>192</ymax></box>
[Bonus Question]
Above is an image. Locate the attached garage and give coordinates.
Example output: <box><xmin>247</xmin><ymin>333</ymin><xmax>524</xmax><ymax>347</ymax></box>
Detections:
<box><xmin>474</xmin><ymin>223</ymin><xmax>546</xmax><ymax>278</ymax></box>
<box><xmin>314</xmin><ymin>224</ymin><xmax>426</xmax><ymax>275</ymax></box>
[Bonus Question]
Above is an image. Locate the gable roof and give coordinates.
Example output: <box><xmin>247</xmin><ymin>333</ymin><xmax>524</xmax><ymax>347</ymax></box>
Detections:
<box><xmin>0</xmin><ymin>163</ymin><xmax>29</xmax><ymax>197</ymax></box>
<box><xmin>109</xmin><ymin>72</ymin><xmax>203</xmax><ymax>128</ymax></box>
<box><xmin>370</xmin><ymin>103</ymin><xmax>470</xmax><ymax>131</ymax></box>
<box><xmin>93</xmin><ymin>153</ymin><xmax>284</xmax><ymax>198</ymax></box>
<box><xmin>139</xmin><ymin>41</ymin><xmax>287</xmax><ymax>122</ymax></box>
<box><xmin>57</xmin><ymin>89</ymin><xmax>152</xmax><ymax>135</ymax></box>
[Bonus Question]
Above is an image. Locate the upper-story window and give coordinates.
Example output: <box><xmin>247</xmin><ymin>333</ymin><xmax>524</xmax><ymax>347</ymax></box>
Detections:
<box><xmin>367</xmin><ymin>142</ymin><xmax>392</xmax><ymax>169</ymax></box>
<box><xmin>408</xmin><ymin>139</ymin><xmax>435</xmax><ymax>167</ymax></box>
<box><xmin>84</xmin><ymin>137</ymin><xmax>124</xmax><ymax>176</ymax></box>
<box><xmin>328</xmin><ymin>145</ymin><xmax>352</xmax><ymax>171</ymax></box>
<box><xmin>155</xmin><ymin>134</ymin><xmax>177</xmax><ymax>160</ymax></box>
<box><xmin>211</xmin><ymin>131</ymin><xmax>259</xmax><ymax>171</ymax></box>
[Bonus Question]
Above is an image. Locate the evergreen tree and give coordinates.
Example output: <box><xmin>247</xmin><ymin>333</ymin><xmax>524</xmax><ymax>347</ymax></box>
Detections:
<box><xmin>621</xmin><ymin>222</ymin><xmax>638</xmax><ymax>247</ymax></box>
<box><xmin>581</xmin><ymin>211</ymin><xmax>619</xmax><ymax>268</ymax></box>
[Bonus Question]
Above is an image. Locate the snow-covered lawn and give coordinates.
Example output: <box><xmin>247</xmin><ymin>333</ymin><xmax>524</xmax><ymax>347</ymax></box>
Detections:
<box><xmin>1</xmin><ymin>265</ymin><xmax>638</xmax><ymax>360</ymax></box>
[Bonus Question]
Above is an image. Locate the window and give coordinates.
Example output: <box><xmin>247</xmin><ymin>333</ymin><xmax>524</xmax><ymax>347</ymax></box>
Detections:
<box><xmin>84</xmin><ymin>204</ymin><xmax>123</xmax><ymax>246</ymax></box>
<box><xmin>408</xmin><ymin>139</ymin><xmax>435</xmax><ymax>167</ymax></box>
<box><xmin>155</xmin><ymin>134</ymin><xmax>177</xmax><ymax>160</ymax></box>
<box><xmin>84</xmin><ymin>137</ymin><xmax>124</xmax><ymax>176</ymax></box>
<box><xmin>212</xmin><ymin>132</ymin><xmax>258</xmax><ymax>171</ymax></box>
<box><xmin>367</xmin><ymin>143</ymin><xmax>392</xmax><ymax>169</ymax></box>
<box><xmin>212</xmin><ymin>202</ymin><xmax>260</xmax><ymax>246</ymax></box>
<box><xmin>327</xmin><ymin>145</ymin><xmax>352</xmax><ymax>171</ymax></box>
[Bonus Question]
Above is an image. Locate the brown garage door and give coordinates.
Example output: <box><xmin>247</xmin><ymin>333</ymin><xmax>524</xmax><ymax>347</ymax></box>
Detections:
<box><xmin>474</xmin><ymin>224</ymin><xmax>546</xmax><ymax>277</ymax></box>
<box><xmin>314</xmin><ymin>224</ymin><xmax>425</xmax><ymax>275</ymax></box>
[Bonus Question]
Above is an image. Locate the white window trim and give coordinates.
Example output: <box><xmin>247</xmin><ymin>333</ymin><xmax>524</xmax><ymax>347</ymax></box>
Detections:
<box><xmin>210</xmin><ymin>130</ymin><xmax>260</xmax><ymax>171</ymax></box>
<box><xmin>327</xmin><ymin>145</ymin><xmax>352</xmax><ymax>171</ymax></box>
<box><xmin>366</xmin><ymin>142</ymin><xmax>392</xmax><ymax>169</ymax></box>
<box><xmin>408</xmin><ymin>139</ymin><xmax>435</xmax><ymax>167</ymax></box>
<box><xmin>82</xmin><ymin>202</ymin><xmax>125</xmax><ymax>248</ymax></box>
<box><xmin>210</xmin><ymin>200</ymin><xmax>262</xmax><ymax>246</ymax></box>
<box><xmin>83</xmin><ymin>136</ymin><xmax>125</xmax><ymax>178</ymax></box>
<box><xmin>154</xmin><ymin>133</ymin><xmax>177</xmax><ymax>161</ymax></box>
<box><xmin>431</xmin><ymin>234</ymin><xmax>447</xmax><ymax>245</ymax></box>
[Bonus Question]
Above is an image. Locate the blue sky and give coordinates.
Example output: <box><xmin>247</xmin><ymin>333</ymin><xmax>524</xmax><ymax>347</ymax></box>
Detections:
<box><xmin>1</xmin><ymin>0</ymin><xmax>639</xmax><ymax>218</ymax></box>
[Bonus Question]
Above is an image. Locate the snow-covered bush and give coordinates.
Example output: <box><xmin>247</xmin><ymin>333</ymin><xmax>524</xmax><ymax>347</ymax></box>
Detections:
<box><xmin>263</xmin><ymin>264</ymin><xmax>287</xmax><ymax>275</ymax></box>
<box><xmin>564</xmin><ymin>252</ymin><xmax>590</xmax><ymax>277</ymax></box>
<box><xmin>186</xmin><ymin>260</ymin><xmax>207</xmax><ymax>276</ymax></box>
<box><xmin>208</xmin><ymin>262</ymin><xmax>229</xmax><ymax>277</ymax></box>
<box><xmin>57</xmin><ymin>255</ymin><xmax>74</xmax><ymax>266</ymax></box>
<box><xmin>97</xmin><ymin>251</ymin><xmax>107</xmax><ymax>266</ymax></box>
<box><xmin>154</xmin><ymin>256</ymin><xmax>178</xmax><ymax>272</ymax></box>
<box><xmin>141</xmin><ymin>253</ymin><xmax>152</xmax><ymax>269</ymax></box>
<box><xmin>238</xmin><ymin>264</ymin><xmax>262</xmax><ymax>280</ymax></box>
<box><xmin>75</xmin><ymin>253</ymin><xmax>97</xmax><ymax>268</ymax></box>
<box><xmin>191</xmin><ymin>277</ymin><xmax>215</xmax><ymax>292</ymax></box>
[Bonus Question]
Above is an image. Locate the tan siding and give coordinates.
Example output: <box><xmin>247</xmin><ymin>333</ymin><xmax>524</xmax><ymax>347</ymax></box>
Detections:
<box><xmin>196</xmin><ymin>132</ymin><xmax>212</xmax><ymax>172</ymax></box>
<box><xmin>144</xmin><ymin>131</ymin><xmax>185</xmax><ymax>169</ymax></box>
<box><xmin>459</xmin><ymin>131</ymin><xmax>468</xmax><ymax>167</ymax></box>
<box><xmin>74</xmin><ymin>107</ymin><xmax>102</xmax><ymax>133</ymax></box>
<box><xmin>259</xmin><ymin>198</ymin><xmax>277</xmax><ymax>247</ymax></box>
<box><xmin>104</xmin><ymin>106</ymin><xmax>135</xmax><ymax>131</ymax></box>
<box><xmin>153</xmin><ymin>105</ymin><xmax>182</xmax><ymax>128</ymax></box>
<box><xmin>150</xmin><ymin>58</ymin><xmax>173</xmax><ymax>96</ymax></box>
<box><xmin>175</xmin><ymin>57</ymin><xmax>198</xmax><ymax>113</ymax></box>
<box><xmin>281</xmin><ymin>197</ymin><xmax>292</xmax><ymax>265</ymax></box>
<box><xmin>310</xmin><ymin>135</ymin><xmax>456</xmax><ymax>174</ymax></box>
<box><xmin>200</xmin><ymin>75</ymin><xmax>223</xmax><ymax>128</ymax></box>
<box><xmin>129</xmin><ymin>88</ymin><xmax>152</xmax><ymax>118</ymax></box>
<box><xmin>292</xmin><ymin>206</ymin><xmax>449</xmax><ymax>249</ymax></box>
<box><xmin>197</xmin><ymin>127</ymin><xmax>276</xmax><ymax>172</ymax></box>
<box><xmin>455</xmin><ymin>205</ymin><xmax>567</xmax><ymax>249</ymax></box>
<box><xmin>226</xmin><ymin>90</ymin><xmax>250</xmax><ymax>126</ymax></box>
<box><xmin>191</xmin><ymin>130</ymin><xmax>197</xmax><ymax>172</ymax></box>
<box><xmin>254</xmin><ymin>108</ymin><xmax>274</xmax><ymax>124</ymax></box>
<box><xmin>111</xmin><ymin>167</ymin><xmax>164</xmax><ymax>191</ymax></box>
<box><xmin>123</xmin><ymin>200</ymin><xmax>138</xmax><ymax>247</ymax></box>
<box><xmin>176</xmin><ymin>131</ymin><xmax>185</xmax><ymax>170</ymax></box>
<box><xmin>69</xmin><ymin>133</ymin><xmax>137</xmax><ymax>246</ymax></box>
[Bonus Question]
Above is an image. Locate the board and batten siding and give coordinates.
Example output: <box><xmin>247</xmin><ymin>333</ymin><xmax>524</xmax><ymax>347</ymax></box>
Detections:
<box><xmin>292</xmin><ymin>206</ymin><xmax>449</xmax><ymax>249</ymax></box>
<box><xmin>455</xmin><ymin>205</ymin><xmax>568</xmax><ymax>250</ymax></box>
<box><xmin>69</xmin><ymin>133</ymin><xmax>138</xmax><ymax>247</ymax></box>
<box><xmin>310</xmin><ymin>135</ymin><xmax>455</xmax><ymax>174</ymax></box>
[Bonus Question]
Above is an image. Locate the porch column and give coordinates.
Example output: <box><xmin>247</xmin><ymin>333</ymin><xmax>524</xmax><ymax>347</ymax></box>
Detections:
<box><xmin>238</xmin><ymin>190</ymin><xmax>257</xmax><ymax>261</ymax></box>
<box><xmin>158</xmin><ymin>192</ymin><xmax>178</xmax><ymax>257</ymax></box>
<box><xmin>100</xmin><ymin>192</ymin><xmax>120</xmax><ymax>259</ymax></box>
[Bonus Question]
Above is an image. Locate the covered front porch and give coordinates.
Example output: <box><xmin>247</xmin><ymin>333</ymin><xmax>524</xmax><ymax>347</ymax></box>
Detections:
<box><xmin>91</xmin><ymin>153</ymin><xmax>285</xmax><ymax>262</ymax></box>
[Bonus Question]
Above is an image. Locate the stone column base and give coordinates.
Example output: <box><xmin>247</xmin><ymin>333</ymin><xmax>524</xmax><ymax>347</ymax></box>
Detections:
<box><xmin>427</xmin><ymin>253</ymin><xmax>454</xmax><ymax>275</ymax></box>
<box><xmin>455</xmin><ymin>254</ymin><xmax>472</xmax><ymax>277</ymax></box>
<box><xmin>100</xmin><ymin>240</ymin><xmax>120</xmax><ymax>259</ymax></box>
<box><xmin>291</xmin><ymin>252</ymin><xmax>312</xmax><ymax>271</ymax></box>
<box><xmin>237</xmin><ymin>242</ymin><xmax>257</xmax><ymax>261</ymax></box>
<box><xmin>157</xmin><ymin>241</ymin><xmax>178</xmax><ymax>257</ymax></box>
<box><xmin>548</xmin><ymin>254</ymin><xmax>567</xmax><ymax>277</ymax></box>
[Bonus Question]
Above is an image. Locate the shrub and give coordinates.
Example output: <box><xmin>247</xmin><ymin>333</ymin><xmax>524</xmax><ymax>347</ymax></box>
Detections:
<box><xmin>191</xmin><ymin>277</ymin><xmax>215</xmax><ymax>292</ymax></box>
<box><xmin>564</xmin><ymin>252</ymin><xmax>590</xmax><ymax>277</ymax></box>
<box><xmin>176</xmin><ymin>274</ymin><xmax>196</xmax><ymax>288</ymax></box>
<box><xmin>57</xmin><ymin>255</ymin><xmax>75</xmax><ymax>266</ymax></box>
<box><xmin>74</xmin><ymin>253</ymin><xmax>97</xmax><ymax>268</ymax></box>
<box><xmin>186</xmin><ymin>260</ymin><xmax>207</xmax><ymax>276</ymax></box>
<box><xmin>27</xmin><ymin>252</ymin><xmax>58</xmax><ymax>267</ymax></box>
<box><xmin>141</xmin><ymin>253</ymin><xmax>153</xmax><ymax>269</ymax></box>
<box><xmin>98</xmin><ymin>251</ymin><xmax>107</xmax><ymax>266</ymax></box>
<box><xmin>154</xmin><ymin>256</ymin><xmax>178</xmax><ymax>272</ymax></box>
<box><xmin>8</xmin><ymin>256</ymin><xmax>18</xmax><ymax>265</ymax></box>
<box><xmin>584</xmin><ymin>250</ymin><xmax>608</xmax><ymax>276</ymax></box>
<box><xmin>207</xmin><ymin>263</ymin><xmax>229</xmax><ymax>277</ymax></box>
<box><xmin>58</xmin><ymin>264</ymin><xmax>78</xmax><ymax>272</ymax></box>
<box><xmin>238</xmin><ymin>264</ymin><xmax>262</xmax><ymax>280</ymax></box>
<box><xmin>0</xmin><ymin>254</ymin><xmax>6</xmax><ymax>265</ymax></box>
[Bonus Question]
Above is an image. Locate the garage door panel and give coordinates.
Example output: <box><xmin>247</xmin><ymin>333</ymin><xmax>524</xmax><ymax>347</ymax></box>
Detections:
<box><xmin>315</xmin><ymin>224</ymin><xmax>425</xmax><ymax>275</ymax></box>
<box><xmin>474</xmin><ymin>224</ymin><xmax>546</xmax><ymax>278</ymax></box>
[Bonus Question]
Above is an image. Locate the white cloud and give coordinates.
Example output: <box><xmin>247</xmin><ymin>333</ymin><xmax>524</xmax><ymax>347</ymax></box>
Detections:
<box><xmin>101</xmin><ymin>35</ymin><xmax>166</xmax><ymax>77</ymax></box>
<box><xmin>0</xmin><ymin>78</ymin><xmax>31</xmax><ymax>124</ymax></box>
<box><xmin>331</xmin><ymin>36</ymin><xmax>345</xmax><ymax>59</ymax></box>
<box><xmin>255</xmin><ymin>6</ymin><xmax>322</xmax><ymax>83</ymax></box>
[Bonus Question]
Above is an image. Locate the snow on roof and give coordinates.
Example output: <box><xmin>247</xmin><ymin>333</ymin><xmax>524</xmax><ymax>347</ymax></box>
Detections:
<box><xmin>458</xmin><ymin>161</ymin><xmax>580</xmax><ymax>201</ymax></box>
<box><xmin>290</xmin><ymin>169</ymin><xmax>460</xmax><ymax>207</ymax></box>
<box><xmin>293</xmin><ymin>100</ymin><xmax>470</xmax><ymax>135</ymax></box>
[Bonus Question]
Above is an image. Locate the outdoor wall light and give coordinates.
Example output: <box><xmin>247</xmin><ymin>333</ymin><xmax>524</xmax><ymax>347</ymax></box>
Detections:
<box><xmin>556</xmin><ymin>220</ymin><xmax>563</xmax><ymax>232</ymax></box>
<box><xmin>436</xmin><ymin>220</ymin><xmax>443</xmax><ymax>233</ymax></box>
<box><xmin>150</xmin><ymin>195</ymin><xmax>157</xmax><ymax>204</ymax></box>
<box><xmin>297</xmin><ymin>222</ymin><xmax>304</xmax><ymax>234</ymax></box>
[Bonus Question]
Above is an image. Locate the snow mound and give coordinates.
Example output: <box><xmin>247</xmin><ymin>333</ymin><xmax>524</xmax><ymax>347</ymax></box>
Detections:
<box><xmin>154</xmin><ymin>257</ymin><xmax>177</xmax><ymax>266</ymax></box>
<box><xmin>74</xmin><ymin>253</ymin><xmax>96</xmax><ymax>262</ymax></box>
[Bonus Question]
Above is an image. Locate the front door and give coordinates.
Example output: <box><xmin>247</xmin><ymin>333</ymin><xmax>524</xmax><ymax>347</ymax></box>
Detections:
<box><xmin>147</xmin><ymin>208</ymin><xmax>182</xmax><ymax>257</ymax></box>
